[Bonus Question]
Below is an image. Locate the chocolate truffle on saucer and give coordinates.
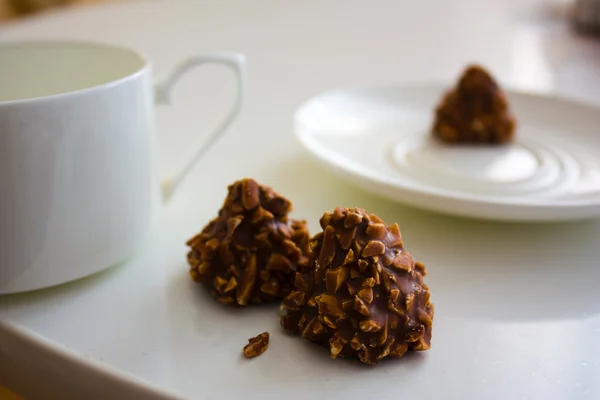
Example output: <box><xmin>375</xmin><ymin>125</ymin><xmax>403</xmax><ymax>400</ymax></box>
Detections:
<box><xmin>280</xmin><ymin>207</ymin><xmax>433</xmax><ymax>365</ymax></box>
<box><xmin>433</xmin><ymin>64</ymin><xmax>516</xmax><ymax>144</ymax></box>
<box><xmin>187</xmin><ymin>179</ymin><xmax>310</xmax><ymax>306</ymax></box>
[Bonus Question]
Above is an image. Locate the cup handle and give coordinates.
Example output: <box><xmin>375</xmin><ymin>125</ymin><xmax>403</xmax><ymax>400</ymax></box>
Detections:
<box><xmin>155</xmin><ymin>52</ymin><xmax>246</xmax><ymax>201</ymax></box>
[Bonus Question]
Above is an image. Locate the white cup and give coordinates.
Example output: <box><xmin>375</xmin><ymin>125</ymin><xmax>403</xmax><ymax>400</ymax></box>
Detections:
<box><xmin>0</xmin><ymin>41</ymin><xmax>246</xmax><ymax>294</ymax></box>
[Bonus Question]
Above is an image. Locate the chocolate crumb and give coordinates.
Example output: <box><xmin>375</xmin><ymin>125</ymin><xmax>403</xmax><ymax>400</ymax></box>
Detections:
<box><xmin>243</xmin><ymin>332</ymin><xmax>270</xmax><ymax>358</ymax></box>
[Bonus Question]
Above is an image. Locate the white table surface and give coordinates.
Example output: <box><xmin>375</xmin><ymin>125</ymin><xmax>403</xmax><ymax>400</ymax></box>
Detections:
<box><xmin>1</xmin><ymin>1</ymin><xmax>600</xmax><ymax>399</ymax></box>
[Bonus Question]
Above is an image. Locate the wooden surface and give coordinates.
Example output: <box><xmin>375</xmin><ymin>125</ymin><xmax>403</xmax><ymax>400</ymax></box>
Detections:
<box><xmin>0</xmin><ymin>0</ymin><xmax>15</xmax><ymax>20</ymax></box>
<box><xmin>0</xmin><ymin>0</ymin><xmax>120</xmax><ymax>22</ymax></box>
<box><xmin>0</xmin><ymin>385</ymin><xmax>23</xmax><ymax>400</ymax></box>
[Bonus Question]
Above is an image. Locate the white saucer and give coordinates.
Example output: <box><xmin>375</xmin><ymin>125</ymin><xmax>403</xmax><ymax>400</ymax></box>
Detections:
<box><xmin>294</xmin><ymin>83</ymin><xmax>600</xmax><ymax>222</ymax></box>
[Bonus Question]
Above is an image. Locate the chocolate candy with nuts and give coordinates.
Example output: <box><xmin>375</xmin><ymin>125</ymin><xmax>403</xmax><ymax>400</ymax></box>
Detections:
<box><xmin>187</xmin><ymin>179</ymin><xmax>310</xmax><ymax>306</ymax></box>
<box><xmin>433</xmin><ymin>64</ymin><xmax>516</xmax><ymax>144</ymax></box>
<box><xmin>280</xmin><ymin>207</ymin><xmax>434</xmax><ymax>365</ymax></box>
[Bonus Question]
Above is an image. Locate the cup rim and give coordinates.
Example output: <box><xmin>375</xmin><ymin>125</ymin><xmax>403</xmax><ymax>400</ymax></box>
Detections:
<box><xmin>0</xmin><ymin>39</ymin><xmax>150</xmax><ymax>106</ymax></box>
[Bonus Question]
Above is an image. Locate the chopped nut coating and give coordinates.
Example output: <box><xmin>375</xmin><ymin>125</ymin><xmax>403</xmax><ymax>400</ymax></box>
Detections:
<box><xmin>280</xmin><ymin>207</ymin><xmax>434</xmax><ymax>364</ymax></box>
<box><xmin>433</xmin><ymin>65</ymin><xmax>516</xmax><ymax>144</ymax></box>
<box><xmin>187</xmin><ymin>179</ymin><xmax>310</xmax><ymax>306</ymax></box>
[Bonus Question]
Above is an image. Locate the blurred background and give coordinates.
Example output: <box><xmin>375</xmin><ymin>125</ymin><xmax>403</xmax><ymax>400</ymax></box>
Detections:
<box><xmin>0</xmin><ymin>0</ymin><xmax>116</xmax><ymax>21</ymax></box>
<box><xmin>2</xmin><ymin>0</ymin><xmax>600</xmax><ymax>35</ymax></box>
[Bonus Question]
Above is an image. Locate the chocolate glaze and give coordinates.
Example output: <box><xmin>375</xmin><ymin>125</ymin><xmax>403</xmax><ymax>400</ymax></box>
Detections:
<box><xmin>433</xmin><ymin>65</ymin><xmax>516</xmax><ymax>144</ymax></box>
<box><xmin>281</xmin><ymin>207</ymin><xmax>433</xmax><ymax>364</ymax></box>
<box><xmin>187</xmin><ymin>179</ymin><xmax>309</xmax><ymax>306</ymax></box>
